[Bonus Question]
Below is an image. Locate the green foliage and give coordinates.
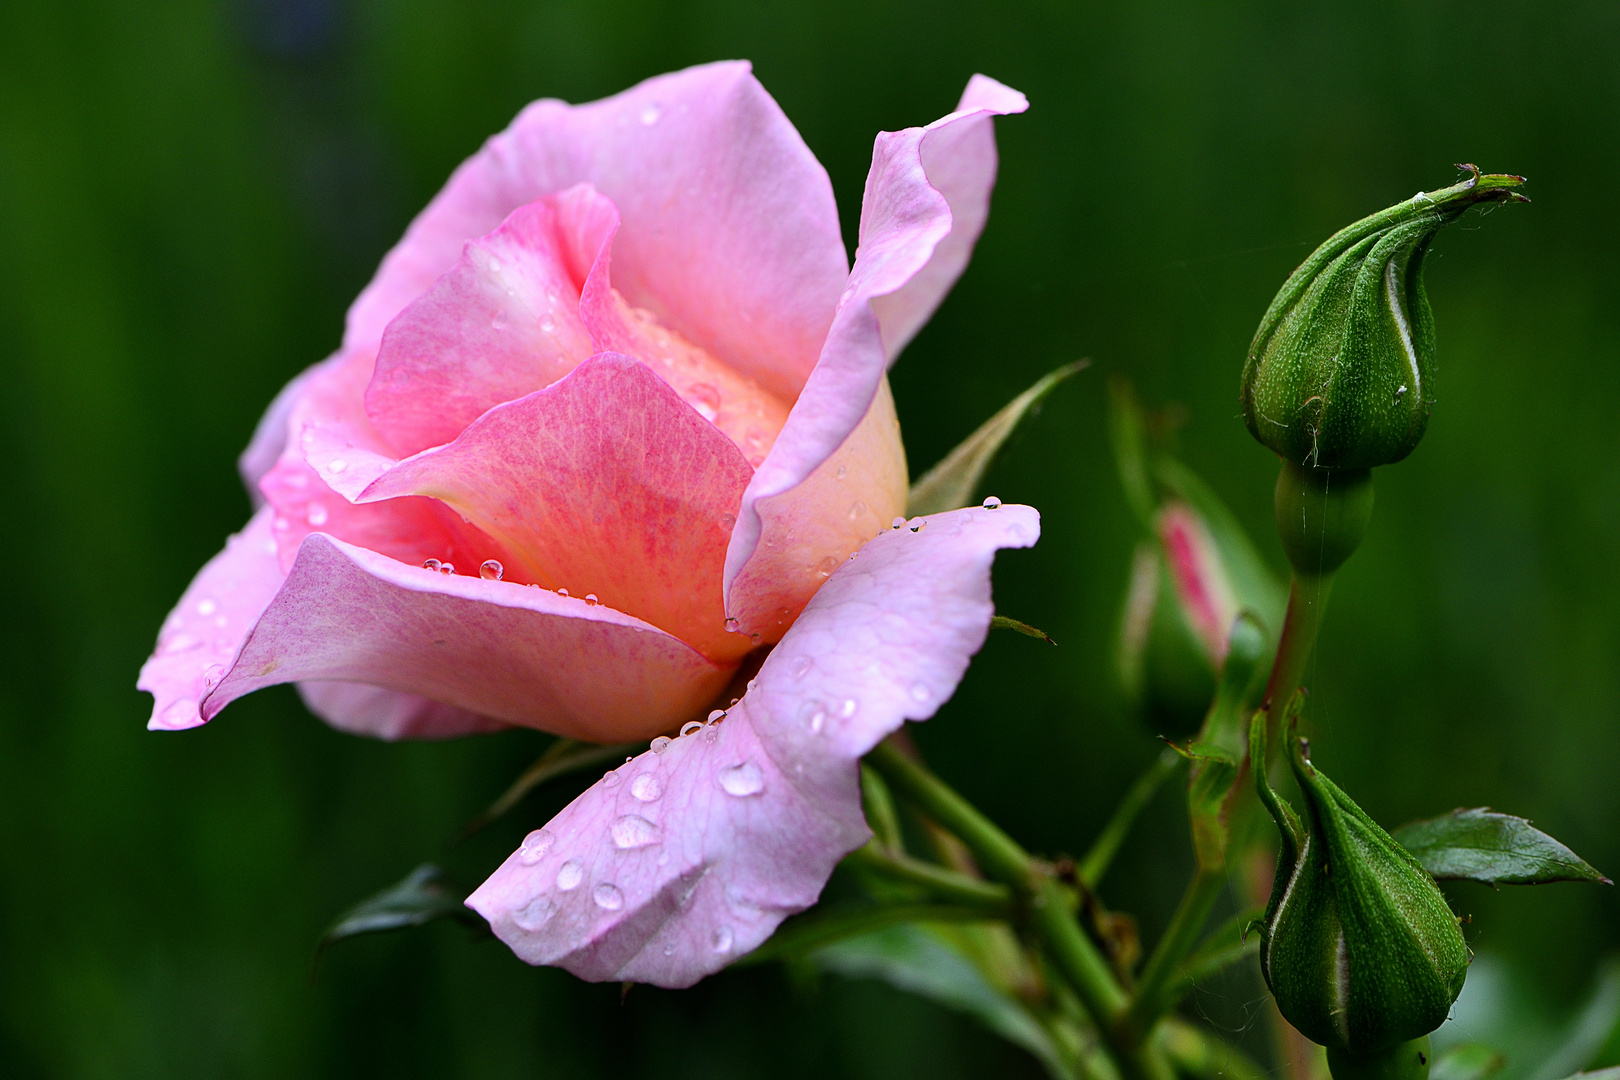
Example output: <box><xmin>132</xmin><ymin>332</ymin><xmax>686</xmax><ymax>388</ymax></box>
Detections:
<box><xmin>317</xmin><ymin>864</ymin><xmax>483</xmax><ymax>960</ymax></box>
<box><xmin>1393</xmin><ymin>809</ymin><xmax>1610</xmax><ymax>887</ymax></box>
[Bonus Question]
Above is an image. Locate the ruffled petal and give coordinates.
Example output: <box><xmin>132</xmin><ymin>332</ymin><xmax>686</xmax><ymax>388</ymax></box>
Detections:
<box><xmin>238</xmin><ymin>356</ymin><xmax>336</xmax><ymax>507</ymax></box>
<box><xmin>344</xmin><ymin>61</ymin><xmax>847</xmax><ymax>402</ymax></box>
<box><xmin>359</xmin><ymin>353</ymin><xmax>755</xmax><ymax>662</ymax></box>
<box><xmin>723</xmin><ymin>77</ymin><xmax>1026</xmax><ymax>633</ymax></box>
<box><xmin>364</xmin><ymin>188</ymin><xmax>604</xmax><ymax>458</ymax></box>
<box><xmin>205</xmin><ymin>532</ymin><xmax>735</xmax><ymax>742</ymax></box>
<box><xmin>467</xmin><ymin>503</ymin><xmax>1040</xmax><ymax>987</ymax></box>
<box><xmin>139</xmin><ymin>506</ymin><xmax>285</xmax><ymax>731</ymax></box>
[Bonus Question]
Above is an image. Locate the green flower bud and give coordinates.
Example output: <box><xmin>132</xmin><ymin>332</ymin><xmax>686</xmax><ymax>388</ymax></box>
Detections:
<box><xmin>1241</xmin><ymin>165</ymin><xmax>1527</xmax><ymax>470</ymax></box>
<box><xmin>1326</xmin><ymin>1037</ymin><xmax>1433</xmax><ymax>1080</ymax></box>
<box><xmin>1251</xmin><ymin>706</ymin><xmax>1468</xmax><ymax>1056</ymax></box>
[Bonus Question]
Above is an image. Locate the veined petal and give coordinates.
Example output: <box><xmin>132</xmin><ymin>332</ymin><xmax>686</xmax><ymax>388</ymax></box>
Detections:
<box><xmin>205</xmin><ymin>532</ymin><xmax>734</xmax><ymax>742</ymax></box>
<box><xmin>467</xmin><ymin>503</ymin><xmax>1040</xmax><ymax>987</ymax></box>
<box><xmin>359</xmin><ymin>353</ymin><xmax>755</xmax><ymax>663</ymax></box>
<box><xmin>139</xmin><ymin>506</ymin><xmax>285</xmax><ymax>731</ymax></box>
<box><xmin>724</xmin><ymin>76</ymin><xmax>1026</xmax><ymax>633</ymax></box>
<box><xmin>344</xmin><ymin>61</ymin><xmax>847</xmax><ymax>402</ymax></box>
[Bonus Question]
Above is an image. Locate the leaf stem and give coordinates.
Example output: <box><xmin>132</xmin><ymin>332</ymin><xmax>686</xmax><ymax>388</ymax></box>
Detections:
<box><xmin>1078</xmin><ymin>747</ymin><xmax>1182</xmax><ymax>888</ymax></box>
<box><xmin>740</xmin><ymin>901</ymin><xmax>1005</xmax><ymax>966</ymax></box>
<box><xmin>865</xmin><ymin>738</ymin><xmax>1175</xmax><ymax>1080</ymax></box>
<box><xmin>1119</xmin><ymin>868</ymin><xmax>1227</xmax><ymax>1041</ymax></box>
<box><xmin>1258</xmin><ymin>571</ymin><xmax>1332</xmax><ymax>763</ymax></box>
<box><xmin>844</xmin><ymin>843</ymin><xmax>1015</xmax><ymax>911</ymax></box>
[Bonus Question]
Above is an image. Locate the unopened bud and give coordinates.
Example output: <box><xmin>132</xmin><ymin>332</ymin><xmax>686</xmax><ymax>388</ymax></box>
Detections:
<box><xmin>1242</xmin><ymin>165</ymin><xmax>1526</xmax><ymax>470</ymax></box>
<box><xmin>1253</xmin><ymin>706</ymin><xmax>1468</xmax><ymax>1056</ymax></box>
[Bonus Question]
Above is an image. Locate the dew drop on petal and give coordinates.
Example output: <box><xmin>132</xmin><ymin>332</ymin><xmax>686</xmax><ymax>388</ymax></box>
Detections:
<box><xmin>983</xmin><ymin>496</ymin><xmax>1002</xmax><ymax>510</ymax></box>
<box><xmin>724</xmin><ymin>617</ymin><xmax>741</xmax><ymax>633</ymax></box>
<box><xmin>306</xmin><ymin>503</ymin><xmax>329</xmax><ymax>527</ymax></box>
<box><xmin>891</xmin><ymin>516</ymin><xmax>906</xmax><ymax>530</ymax></box>
<box><xmin>707</xmin><ymin>709</ymin><xmax>726</xmax><ymax>723</ymax></box>
<box><xmin>799</xmin><ymin>700</ymin><xmax>827</xmax><ymax>733</ymax></box>
<box><xmin>610</xmin><ymin>815</ymin><xmax>662</xmax><ymax>850</ymax></box>
<box><xmin>479</xmin><ymin>559</ymin><xmax>504</xmax><ymax>581</ymax></box>
<box><xmin>687</xmin><ymin>383</ymin><xmax>720</xmax><ymax>422</ymax></box>
<box><xmin>663</xmin><ymin>942</ymin><xmax>676</xmax><ymax>956</ymax></box>
<box><xmin>719</xmin><ymin>513</ymin><xmax>736</xmax><ymax>530</ymax></box>
<box><xmin>839</xmin><ymin>698</ymin><xmax>858</xmax><ymax>718</ymax></box>
<box><xmin>555</xmin><ymin>861</ymin><xmax>583</xmax><ymax>891</ymax></box>
<box><xmin>422</xmin><ymin>559</ymin><xmax>441</xmax><ymax>572</ymax></box>
<box><xmin>910</xmin><ymin>682</ymin><xmax>931</xmax><ymax>703</ymax></box>
<box><xmin>518</xmin><ymin>828</ymin><xmax>555</xmax><ymax>865</ymax></box>
<box><xmin>639</xmin><ymin>104</ymin><xmax>662</xmax><ymax>126</ymax></box>
<box><xmin>202</xmin><ymin>663</ymin><xmax>225</xmax><ymax>687</ymax></box>
<box><xmin>557</xmin><ymin>588</ymin><xmax>569</xmax><ymax>597</ymax></box>
<box><xmin>789</xmin><ymin>656</ymin><xmax>812</xmax><ymax>680</ymax></box>
<box><xmin>847</xmin><ymin>501</ymin><xmax>866</xmax><ymax>520</ymax></box>
<box><xmin>584</xmin><ymin>594</ymin><xmax>599</xmax><ymax>606</ymax></box>
<box><xmin>629</xmin><ymin>773</ymin><xmax>663</xmax><ymax>802</ymax></box>
<box><xmin>718</xmin><ymin>761</ymin><xmax>764</xmax><ymax>797</ymax></box>
<box><xmin>711</xmin><ymin>925</ymin><xmax>734</xmax><ymax>953</ymax></box>
<box><xmin>907</xmin><ymin>517</ymin><xmax>925</xmax><ymax>532</ymax></box>
<box><xmin>749</xmin><ymin>632</ymin><xmax>762</xmax><ymax>645</ymax></box>
<box><xmin>817</xmin><ymin>555</ymin><xmax>839</xmax><ymax>577</ymax></box>
<box><xmin>593</xmin><ymin>882</ymin><xmax>625</xmax><ymax>910</ymax></box>
<box><xmin>650</xmin><ymin>736</ymin><xmax>672</xmax><ymax>754</ymax></box>
<box><xmin>836</xmin><ymin>465</ymin><xmax>847</xmax><ymax>480</ymax></box>
<box><xmin>602</xmin><ymin>769</ymin><xmax>622</xmax><ymax>788</ymax></box>
<box><xmin>328</xmin><ymin>459</ymin><xmax>346</xmax><ymax>474</ymax></box>
<box><xmin>514</xmin><ymin>896</ymin><xmax>555</xmax><ymax>931</ymax></box>
<box><xmin>196</xmin><ymin>598</ymin><xmax>218</xmax><ymax>617</ymax></box>
<box><xmin>679</xmin><ymin>721</ymin><xmax>704</xmax><ymax>738</ymax></box>
<box><xmin>439</xmin><ymin>563</ymin><xmax>455</xmax><ymax>575</ymax></box>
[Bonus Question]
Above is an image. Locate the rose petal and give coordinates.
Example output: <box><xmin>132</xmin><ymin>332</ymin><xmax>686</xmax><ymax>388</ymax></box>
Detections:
<box><xmin>365</xmin><ymin>189</ymin><xmax>604</xmax><ymax>457</ymax></box>
<box><xmin>139</xmin><ymin>506</ymin><xmax>285</xmax><ymax>731</ymax></box>
<box><xmin>205</xmin><ymin>531</ymin><xmax>734</xmax><ymax>742</ymax></box>
<box><xmin>724</xmin><ymin>77</ymin><xmax>1026</xmax><ymax>632</ymax></box>
<box><xmin>344</xmin><ymin>61</ymin><xmax>846</xmax><ymax>402</ymax></box>
<box><xmin>359</xmin><ymin>353</ymin><xmax>755</xmax><ymax>662</ymax></box>
<box><xmin>297</xmin><ymin>681</ymin><xmax>508</xmax><ymax>741</ymax></box>
<box><xmin>238</xmin><ymin>355</ymin><xmax>336</xmax><ymax>506</ymax></box>
<box><xmin>467</xmin><ymin>503</ymin><xmax>1040</xmax><ymax>987</ymax></box>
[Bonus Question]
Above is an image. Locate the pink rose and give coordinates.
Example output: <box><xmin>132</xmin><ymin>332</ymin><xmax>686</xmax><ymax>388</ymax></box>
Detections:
<box><xmin>139</xmin><ymin>62</ymin><xmax>1040</xmax><ymax>984</ymax></box>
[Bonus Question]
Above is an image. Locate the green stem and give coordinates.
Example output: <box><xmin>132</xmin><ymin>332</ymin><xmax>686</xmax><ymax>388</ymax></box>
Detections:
<box><xmin>1258</xmin><ymin>571</ymin><xmax>1332</xmax><ymax>763</ymax></box>
<box><xmin>864</xmin><ymin>739</ymin><xmax>1175</xmax><ymax>1080</ymax></box>
<box><xmin>1120</xmin><ymin>866</ymin><xmax>1226</xmax><ymax>1041</ymax></box>
<box><xmin>740</xmin><ymin>901</ymin><xmax>1008</xmax><ymax>965</ymax></box>
<box><xmin>453</xmin><ymin>739</ymin><xmax>638</xmax><ymax>844</ymax></box>
<box><xmin>1078</xmin><ymin>747</ymin><xmax>1182</xmax><ymax>888</ymax></box>
<box><xmin>844</xmin><ymin>843</ymin><xmax>1014</xmax><ymax>910</ymax></box>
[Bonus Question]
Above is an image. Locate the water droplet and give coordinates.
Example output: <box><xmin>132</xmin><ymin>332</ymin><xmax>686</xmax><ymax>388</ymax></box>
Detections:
<box><xmin>836</xmin><ymin>465</ymin><xmax>847</xmax><ymax>480</ymax></box>
<box><xmin>746</xmin><ymin>678</ymin><xmax>757</xmax><ymax>693</ymax></box>
<box><xmin>514</xmin><ymin>896</ymin><xmax>555</xmax><ymax>930</ymax></box>
<box><xmin>439</xmin><ymin>562</ymin><xmax>455</xmax><ymax>575</ymax></box>
<box><xmin>159</xmin><ymin>699</ymin><xmax>197</xmax><ymax>726</ymax></box>
<box><xmin>687</xmin><ymin>383</ymin><xmax>720</xmax><ymax>422</ymax></box>
<box><xmin>799</xmin><ymin>700</ymin><xmax>826</xmax><ymax>732</ymax></box>
<box><xmin>329</xmin><ymin>459</ymin><xmax>347</xmax><ymax>473</ymax></box>
<box><xmin>422</xmin><ymin>559</ymin><xmax>441</xmax><ymax>572</ymax></box>
<box><xmin>540</xmin><ymin>318</ymin><xmax>556</xmax><ymax>333</ymax></box>
<box><xmin>602</xmin><ymin>769</ymin><xmax>622</xmax><ymax>787</ymax></box>
<box><xmin>817</xmin><ymin>555</ymin><xmax>839</xmax><ymax>577</ymax></box>
<box><xmin>555</xmin><ymin>861</ymin><xmax>583</xmax><ymax>891</ymax></box>
<box><xmin>847</xmin><ymin>501</ymin><xmax>866</xmax><ymax>520</ymax></box>
<box><xmin>639</xmin><ymin>104</ymin><xmax>662</xmax><ymax>126</ymax></box>
<box><xmin>982</xmin><ymin>496</ymin><xmax>1002</xmax><ymax>510</ymax></box>
<box><xmin>584</xmin><ymin>593</ymin><xmax>599</xmax><ymax>606</ymax></box>
<box><xmin>910</xmin><ymin>682</ymin><xmax>931</xmax><ymax>702</ymax></box>
<box><xmin>306</xmin><ymin>503</ymin><xmax>329</xmax><ymax>527</ymax></box>
<box><xmin>557</xmin><ymin>588</ymin><xmax>569</xmax><ymax>597</ymax></box>
<box><xmin>202</xmin><ymin>663</ymin><xmax>225</xmax><ymax>686</ymax></box>
<box><xmin>718</xmin><ymin>761</ymin><xmax>764</xmax><ymax>797</ymax></box>
<box><xmin>711</xmin><ymin>925</ymin><xmax>734</xmax><ymax>953</ymax></box>
<box><xmin>479</xmin><ymin>559</ymin><xmax>504</xmax><ymax>581</ymax></box>
<box><xmin>891</xmin><ymin>517</ymin><xmax>906</xmax><ymax>529</ymax></box>
<box><xmin>194</xmin><ymin>598</ymin><xmax>218</xmax><ymax>617</ymax></box>
<box><xmin>491</xmin><ymin>311</ymin><xmax>509</xmax><ymax>331</ymax></box>
<box><xmin>273</xmin><ymin>516</ymin><xmax>290</xmax><ymax>532</ymax></box>
<box><xmin>611</xmin><ymin>814</ymin><xmax>662</xmax><ymax>850</ymax></box>
<box><xmin>839</xmin><ymin>698</ymin><xmax>858</xmax><ymax>718</ymax></box>
<box><xmin>907</xmin><ymin>517</ymin><xmax>925</xmax><ymax>532</ymax></box>
<box><xmin>487</xmin><ymin>257</ymin><xmax>502</xmax><ymax>273</ymax></box>
<box><xmin>749</xmin><ymin>632</ymin><xmax>762</xmax><ymax>645</ymax></box>
<box><xmin>650</xmin><ymin>736</ymin><xmax>672</xmax><ymax>754</ymax></box>
<box><xmin>663</xmin><ymin>942</ymin><xmax>676</xmax><ymax>956</ymax></box>
<box><xmin>790</xmin><ymin>656</ymin><xmax>813</xmax><ymax>680</ymax></box>
<box><xmin>724</xmin><ymin>617</ymin><xmax>741</xmax><ymax>633</ymax></box>
<box><xmin>518</xmin><ymin>828</ymin><xmax>555</xmax><ymax>865</ymax></box>
<box><xmin>630</xmin><ymin>773</ymin><xmax>663</xmax><ymax>801</ymax></box>
<box><xmin>679</xmin><ymin>721</ymin><xmax>704</xmax><ymax>738</ymax></box>
<box><xmin>719</xmin><ymin>513</ymin><xmax>736</xmax><ymax>529</ymax></box>
<box><xmin>160</xmin><ymin>634</ymin><xmax>200</xmax><ymax>655</ymax></box>
<box><xmin>707</xmin><ymin>709</ymin><xmax>726</xmax><ymax>723</ymax></box>
<box><xmin>593</xmin><ymin>882</ymin><xmax>625</xmax><ymax>910</ymax></box>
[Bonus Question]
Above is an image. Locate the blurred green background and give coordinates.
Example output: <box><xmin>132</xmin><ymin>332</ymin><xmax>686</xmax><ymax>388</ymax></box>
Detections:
<box><xmin>3</xmin><ymin>0</ymin><xmax>1617</xmax><ymax>1076</ymax></box>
